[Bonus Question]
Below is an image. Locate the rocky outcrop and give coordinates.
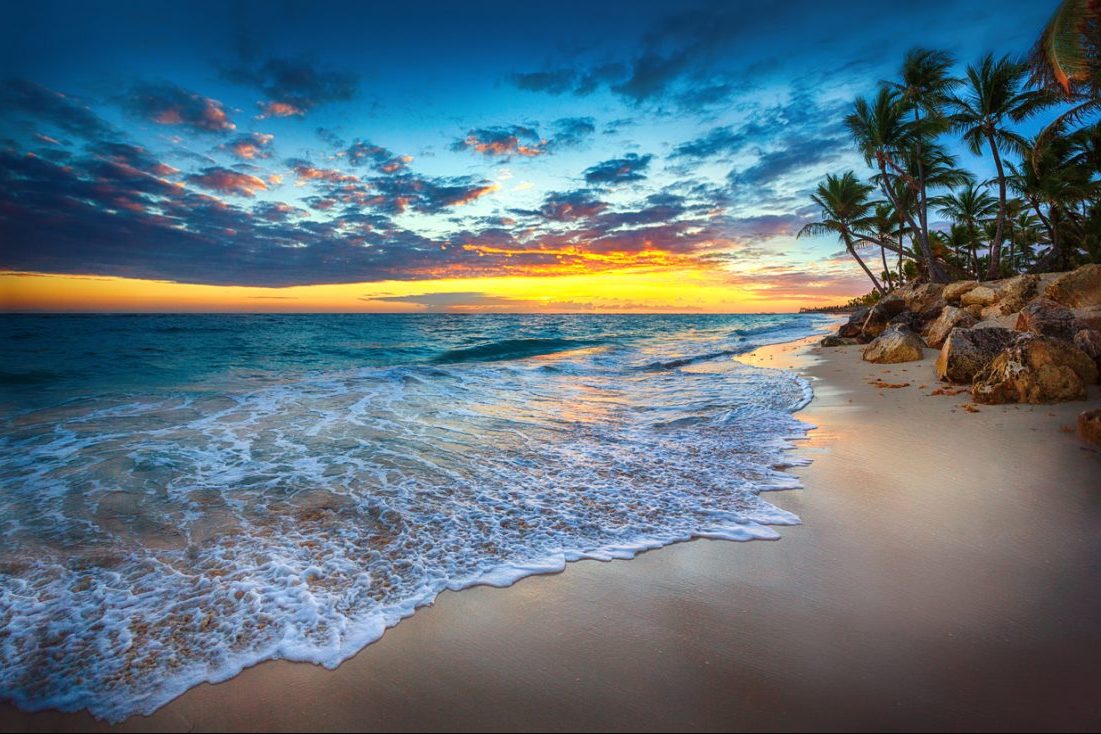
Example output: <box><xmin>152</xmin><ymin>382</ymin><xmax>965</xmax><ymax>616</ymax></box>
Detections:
<box><xmin>972</xmin><ymin>335</ymin><xmax>1098</xmax><ymax>404</ymax></box>
<box><xmin>837</xmin><ymin>307</ymin><xmax>870</xmax><ymax>339</ymax></box>
<box><xmin>862</xmin><ymin>325</ymin><xmax>927</xmax><ymax>364</ymax></box>
<box><xmin>992</xmin><ymin>274</ymin><xmax>1040</xmax><ymax>314</ymax></box>
<box><xmin>944</xmin><ymin>280</ymin><xmax>979</xmax><ymax>305</ymax></box>
<box><xmin>973</xmin><ymin>313</ymin><xmax>1020</xmax><ymax>330</ymax></box>
<box><xmin>1079</xmin><ymin>409</ymin><xmax>1101</xmax><ymax>448</ymax></box>
<box><xmin>961</xmin><ymin>285</ymin><xmax>998</xmax><ymax>307</ymax></box>
<box><xmin>1073</xmin><ymin>328</ymin><xmax>1101</xmax><ymax>380</ymax></box>
<box><xmin>923</xmin><ymin>306</ymin><xmax>978</xmax><ymax>349</ymax></box>
<box><xmin>1016</xmin><ymin>298</ymin><xmax>1079</xmax><ymax>341</ymax></box>
<box><xmin>935</xmin><ymin>326</ymin><xmax>1020</xmax><ymax>384</ymax></box>
<box><xmin>1044</xmin><ymin>264</ymin><xmax>1101</xmax><ymax>308</ymax></box>
<box><xmin>964</xmin><ymin>303</ymin><xmax>985</xmax><ymax>318</ymax></box>
<box><xmin>820</xmin><ymin>335</ymin><xmax>862</xmax><ymax>347</ymax></box>
<box><xmin>903</xmin><ymin>283</ymin><xmax>946</xmax><ymax>314</ymax></box>
<box><xmin>1073</xmin><ymin>305</ymin><xmax>1101</xmax><ymax>332</ymax></box>
<box><xmin>860</xmin><ymin>294</ymin><xmax>907</xmax><ymax>339</ymax></box>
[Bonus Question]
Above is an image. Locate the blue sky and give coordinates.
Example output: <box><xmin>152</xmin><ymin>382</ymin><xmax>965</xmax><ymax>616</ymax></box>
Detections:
<box><xmin>0</xmin><ymin>0</ymin><xmax>1062</xmax><ymax>309</ymax></box>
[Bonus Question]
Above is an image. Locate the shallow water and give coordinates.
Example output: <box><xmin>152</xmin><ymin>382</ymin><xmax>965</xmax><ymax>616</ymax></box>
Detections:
<box><xmin>0</xmin><ymin>313</ymin><xmax>827</xmax><ymax>721</ymax></box>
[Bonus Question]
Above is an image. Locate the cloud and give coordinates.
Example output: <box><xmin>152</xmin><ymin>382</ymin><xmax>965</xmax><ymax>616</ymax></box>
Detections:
<box><xmin>550</xmin><ymin>117</ymin><xmax>596</xmax><ymax>148</ymax></box>
<box><xmin>362</xmin><ymin>291</ymin><xmax>525</xmax><ymax>310</ymax></box>
<box><xmin>533</xmin><ymin>190</ymin><xmax>609</xmax><ymax>221</ymax></box>
<box><xmin>124</xmin><ymin>81</ymin><xmax>235</xmax><ymax>133</ymax></box>
<box><xmin>223</xmin><ymin>57</ymin><xmax>357</xmax><ymax>117</ymax></box>
<box><xmin>186</xmin><ymin>166</ymin><xmax>269</xmax><ymax>197</ymax></box>
<box><xmin>452</xmin><ymin>125</ymin><xmax>545</xmax><ymax>158</ymax></box>
<box><xmin>670</xmin><ymin>126</ymin><xmax>743</xmax><ymax>159</ymax></box>
<box><xmin>583</xmin><ymin>153</ymin><xmax>652</xmax><ymax>185</ymax></box>
<box><xmin>0</xmin><ymin>79</ymin><xmax>118</xmax><ymax>141</ymax></box>
<box><xmin>221</xmin><ymin>132</ymin><xmax>275</xmax><ymax>160</ymax></box>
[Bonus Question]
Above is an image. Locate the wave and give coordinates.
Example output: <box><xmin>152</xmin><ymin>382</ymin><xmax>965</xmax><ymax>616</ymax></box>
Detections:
<box><xmin>640</xmin><ymin>347</ymin><xmax>749</xmax><ymax>371</ymax></box>
<box><xmin>431</xmin><ymin>336</ymin><xmax>604</xmax><ymax>364</ymax></box>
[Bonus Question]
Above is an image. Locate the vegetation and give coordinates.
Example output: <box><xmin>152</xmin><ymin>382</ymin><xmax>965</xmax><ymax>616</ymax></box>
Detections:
<box><xmin>801</xmin><ymin>0</ymin><xmax>1101</xmax><ymax>289</ymax></box>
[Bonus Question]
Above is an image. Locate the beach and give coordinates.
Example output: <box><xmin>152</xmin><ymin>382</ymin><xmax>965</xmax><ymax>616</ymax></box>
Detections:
<box><xmin>4</xmin><ymin>332</ymin><xmax>1099</xmax><ymax>733</ymax></box>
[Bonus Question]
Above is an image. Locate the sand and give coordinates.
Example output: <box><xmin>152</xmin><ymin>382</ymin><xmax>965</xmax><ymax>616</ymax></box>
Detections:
<box><xmin>3</xmin><ymin>337</ymin><xmax>1100</xmax><ymax>732</ymax></box>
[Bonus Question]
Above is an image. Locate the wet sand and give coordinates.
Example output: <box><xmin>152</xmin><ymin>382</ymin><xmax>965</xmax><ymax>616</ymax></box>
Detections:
<box><xmin>4</xmin><ymin>336</ymin><xmax>1100</xmax><ymax>732</ymax></box>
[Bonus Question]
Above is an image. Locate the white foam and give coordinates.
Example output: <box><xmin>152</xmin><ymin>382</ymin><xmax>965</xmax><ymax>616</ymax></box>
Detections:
<box><xmin>0</xmin><ymin>318</ymin><xmax>821</xmax><ymax>722</ymax></box>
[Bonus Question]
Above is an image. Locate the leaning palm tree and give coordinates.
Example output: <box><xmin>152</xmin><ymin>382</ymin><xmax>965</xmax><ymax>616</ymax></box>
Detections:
<box><xmin>858</xmin><ymin>202</ymin><xmax>903</xmax><ymax>290</ymax></box>
<box><xmin>932</xmin><ymin>183</ymin><xmax>999</xmax><ymax>278</ymax></box>
<box><xmin>885</xmin><ymin>49</ymin><xmax>959</xmax><ymax>270</ymax></box>
<box><xmin>846</xmin><ymin>87</ymin><xmax>945</xmax><ymax>282</ymax></box>
<box><xmin>948</xmin><ymin>54</ymin><xmax>1050</xmax><ymax>278</ymax></box>
<box><xmin>798</xmin><ymin>172</ymin><xmax>886</xmax><ymax>294</ymax></box>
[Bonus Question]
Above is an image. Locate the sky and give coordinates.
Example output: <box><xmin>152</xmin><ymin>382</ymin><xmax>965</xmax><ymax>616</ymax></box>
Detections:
<box><xmin>0</xmin><ymin>0</ymin><xmax>1058</xmax><ymax>312</ymax></box>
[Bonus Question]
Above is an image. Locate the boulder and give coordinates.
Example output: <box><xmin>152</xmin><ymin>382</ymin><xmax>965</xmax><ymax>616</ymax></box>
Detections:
<box><xmin>973</xmin><ymin>313</ymin><xmax>1020</xmax><ymax>330</ymax></box>
<box><xmin>944</xmin><ymin>280</ymin><xmax>979</xmax><ymax>305</ymax></box>
<box><xmin>1073</xmin><ymin>305</ymin><xmax>1101</xmax><ymax>332</ymax></box>
<box><xmin>837</xmin><ymin>307</ymin><xmax>871</xmax><ymax>339</ymax></box>
<box><xmin>820</xmin><ymin>335</ymin><xmax>862</xmax><ymax>347</ymax></box>
<box><xmin>862</xmin><ymin>325</ymin><xmax>927</xmax><ymax>364</ymax></box>
<box><xmin>1044</xmin><ymin>264</ymin><xmax>1101</xmax><ymax>308</ymax></box>
<box><xmin>1078</xmin><ymin>409</ymin><xmax>1101</xmax><ymax>448</ymax></box>
<box><xmin>972</xmin><ymin>335</ymin><xmax>1098</xmax><ymax>404</ymax></box>
<box><xmin>860</xmin><ymin>294</ymin><xmax>907</xmax><ymax>340</ymax></box>
<box><xmin>961</xmin><ymin>285</ymin><xmax>998</xmax><ymax>307</ymax></box>
<box><xmin>887</xmin><ymin>310</ymin><xmax>919</xmax><ymax>331</ymax></box>
<box><xmin>1016</xmin><ymin>298</ymin><xmax>1078</xmax><ymax>341</ymax></box>
<box><xmin>903</xmin><ymin>283</ymin><xmax>946</xmax><ymax>314</ymax></box>
<box><xmin>964</xmin><ymin>303</ymin><xmax>985</xmax><ymax>318</ymax></box>
<box><xmin>923</xmin><ymin>305</ymin><xmax>978</xmax><ymax>349</ymax></box>
<box><xmin>935</xmin><ymin>326</ymin><xmax>1020</xmax><ymax>384</ymax></box>
<box><xmin>992</xmin><ymin>274</ymin><xmax>1040</xmax><ymax>314</ymax></box>
<box><xmin>1073</xmin><ymin>328</ymin><xmax>1101</xmax><ymax>380</ymax></box>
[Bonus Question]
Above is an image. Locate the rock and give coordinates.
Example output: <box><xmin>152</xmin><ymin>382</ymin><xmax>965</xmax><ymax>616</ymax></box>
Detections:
<box><xmin>860</xmin><ymin>294</ymin><xmax>907</xmax><ymax>340</ymax></box>
<box><xmin>903</xmin><ymin>283</ymin><xmax>946</xmax><ymax>314</ymax></box>
<box><xmin>944</xmin><ymin>280</ymin><xmax>979</xmax><ymax>305</ymax></box>
<box><xmin>964</xmin><ymin>303</ymin><xmax>985</xmax><ymax>318</ymax></box>
<box><xmin>820</xmin><ymin>335</ymin><xmax>861</xmax><ymax>347</ymax></box>
<box><xmin>972</xmin><ymin>335</ymin><xmax>1098</xmax><ymax>404</ymax></box>
<box><xmin>1044</xmin><ymin>264</ymin><xmax>1101</xmax><ymax>308</ymax></box>
<box><xmin>935</xmin><ymin>326</ymin><xmax>1020</xmax><ymax>383</ymax></box>
<box><xmin>862</xmin><ymin>325</ymin><xmax>927</xmax><ymax>363</ymax></box>
<box><xmin>1078</xmin><ymin>409</ymin><xmax>1101</xmax><ymax>447</ymax></box>
<box><xmin>992</xmin><ymin>274</ymin><xmax>1040</xmax><ymax>314</ymax></box>
<box><xmin>1073</xmin><ymin>305</ymin><xmax>1101</xmax><ymax>332</ymax></box>
<box><xmin>961</xmin><ymin>285</ymin><xmax>998</xmax><ymax>307</ymax></box>
<box><xmin>923</xmin><ymin>305</ymin><xmax>978</xmax><ymax>349</ymax></box>
<box><xmin>887</xmin><ymin>310</ymin><xmax>919</xmax><ymax>331</ymax></box>
<box><xmin>1016</xmin><ymin>298</ymin><xmax>1078</xmax><ymax>341</ymax></box>
<box><xmin>1073</xmin><ymin>328</ymin><xmax>1101</xmax><ymax>380</ymax></box>
<box><xmin>837</xmin><ymin>307</ymin><xmax>870</xmax><ymax>339</ymax></box>
<box><xmin>973</xmin><ymin>313</ymin><xmax>1020</xmax><ymax>330</ymax></box>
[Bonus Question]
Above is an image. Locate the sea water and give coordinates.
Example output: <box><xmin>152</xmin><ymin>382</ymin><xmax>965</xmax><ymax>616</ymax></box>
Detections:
<box><xmin>0</xmin><ymin>312</ymin><xmax>828</xmax><ymax>721</ymax></box>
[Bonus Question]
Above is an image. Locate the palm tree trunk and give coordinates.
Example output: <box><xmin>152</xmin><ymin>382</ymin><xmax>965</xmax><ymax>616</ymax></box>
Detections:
<box><xmin>986</xmin><ymin>134</ymin><xmax>1008</xmax><ymax>279</ymax></box>
<box><xmin>845</xmin><ymin>235</ymin><xmax>885</xmax><ymax>294</ymax></box>
<box><xmin>878</xmin><ymin>160</ymin><xmax>945</xmax><ymax>283</ymax></box>
<box><xmin>879</xmin><ymin>244</ymin><xmax>892</xmax><ymax>290</ymax></box>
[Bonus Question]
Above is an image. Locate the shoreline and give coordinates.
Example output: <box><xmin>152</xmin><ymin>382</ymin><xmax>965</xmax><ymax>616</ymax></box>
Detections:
<box><xmin>4</xmin><ymin>331</ymin><xmax>1101</xmax><ymax>732</ymax></box>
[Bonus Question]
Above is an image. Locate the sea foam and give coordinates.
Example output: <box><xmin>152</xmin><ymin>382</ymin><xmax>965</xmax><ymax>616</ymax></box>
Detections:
<box><xmin>0</xmin><ymin>313</ymin><xmax>826</xmax><ymax>721</ymax></box>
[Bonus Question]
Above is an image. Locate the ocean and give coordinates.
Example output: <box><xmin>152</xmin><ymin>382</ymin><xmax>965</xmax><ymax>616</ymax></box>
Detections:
<box><xmin>0</xmin><ymin>312</ymin><xmax>829</xmax><ymax>721</ymax></box>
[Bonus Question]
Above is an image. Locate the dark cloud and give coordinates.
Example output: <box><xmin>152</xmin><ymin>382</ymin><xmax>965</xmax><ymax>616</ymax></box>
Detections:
<box><xmin>223</xmin><ymin>57</ymin><xmax>357</xmax><ymax>117</ymax></box>
<box><xmin>670</xmin><ymin>126</ymin><xmax>742</xmax><ymax>159</ymax></box>
<box><xmin>551</xmin><ymin>117</ymin><xmax>596</xmax><ymax>148</ymax></box>
<box><xmin>583</xmin><ymin>153</ymin><xmax>652</xmax><ymax>185</ymax></box>
<box><xmin>124</xmin><ymin>81</ymin><xmax>235</xmax><ymax>133</ymax></box>
<box><xmin>727</xmin><ymin>135</ymin><xmax>847</xmax><ymax>189</ymax></box>
<box><xmin>509</xmin><ymin>69</ymin><xmax>578</xmax><ymax>95</ymax></box>
<box><xmin>0</xmin><ymin>79</ymin><xmax>117</xmax><ymax>140</ymax></box>
<box><xmin>345</xmin><ymin>139</ymin><xmax>410</xmax><ymax>174</ymax></box>
<box><xmin>537</xmin><ymin>190</ymin><xmax>608</xmax><ymax>221</ymax></box>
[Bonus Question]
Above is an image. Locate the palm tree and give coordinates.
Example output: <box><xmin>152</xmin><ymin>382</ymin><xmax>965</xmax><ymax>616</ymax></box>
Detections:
<box><xmin>859</xmin><ymin>202</ymin><xmax>902</xmax><ymax>290</ymax></box>
<box><xmin>948</xmin><ymin>54</ymin><xmax>1049</xmax><ymax>278</ymax></box>
<box><xmin>932</xmin><ymin>183</ymin><xmax>999</xmax><ymax>278</ymax></box>
<box><xmin>886</xmin><ymin>49</ymin><xmax>959</xmax><ymax>273</ymax></box>
<box><xmin>798</xmin><ymin>172</ymin><xmax>886</xmax><ymax>294</ymax></box>
<box><xmin>846</xmin><ymin>87</ymin><xmax>946</xmax><ymax>282</ymax></box>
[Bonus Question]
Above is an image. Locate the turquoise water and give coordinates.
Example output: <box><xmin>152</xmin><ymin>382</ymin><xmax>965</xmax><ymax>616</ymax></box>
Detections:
<box><xmin>0</xmin><ymin>313</ymin><xmax>828</xmax><ymax>721</ymax></box>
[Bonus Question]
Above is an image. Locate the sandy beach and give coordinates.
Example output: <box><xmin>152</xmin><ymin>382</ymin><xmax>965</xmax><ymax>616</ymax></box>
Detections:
<box><xmin>3</xmin><ymin>334</ymin><xmax>1099</xmax><ymax>733</ymax></box>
